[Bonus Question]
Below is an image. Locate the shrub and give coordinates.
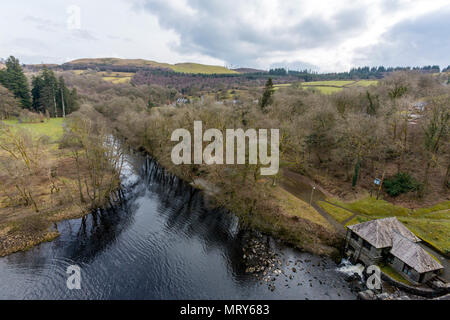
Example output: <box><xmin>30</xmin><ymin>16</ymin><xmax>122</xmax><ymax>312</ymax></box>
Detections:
<box><xmin>38</xmin><ymin>135</ymin><xmax>51</xmax><ymax>145</ymax></box>
<box><xmin>383</xmin><ymin>172</ymin><xmax>422</xmax><ymax>197</ymax></box>
<box><xmin>18</xmin><ymin>110</ymin><xmax>41</xmax><ymax>123</ymax></box>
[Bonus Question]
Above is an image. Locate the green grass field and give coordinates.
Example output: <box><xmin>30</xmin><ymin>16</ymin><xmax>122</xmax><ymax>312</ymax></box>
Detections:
<box><xmin>71</xmin><ymin>70</ymin><xmax>133</xmax><ymax>84</ymax></box>
<box><xmin>72</xmin><ymin>70</ymin><xmax>86</xmax><ymax>75</ymax></box>
<box><xmin>102</xmin><ymin>77</ymin><xmax>131</xmax><ymax>84</ymax></box>
<box><xmin>399</xmin><ymin>217</ymin><xmax>450</xmax><ymax>254</ymax></box>
<box><xmin>302</xmin><ymin>80</ymin><xmax>356</xmax><ymax>87</ymax></box>
<box><xmin>297</xmin><ymin>80</ymin><xmax>378</xmax><ymax>95</ymax></box>
<box><xmin>273</xmin><ymin>83</ymin><xmax>292</xmax><ymax>91</ymax></box>
<box><xmin>317</xmin><ymin>201</ymin><xmax>354</xmax><ymax>223</ymax></box>
<box><xmin>348</xmin><ymin>80</ymin><xmax>379</xmax><ymax>87</ymax></box>
<box><xmin>344</xmin><ymin>215</ymin><xmax>372</xmax><ymax>226</ymax></box>
<box><xmin>304</xmin><ymin>86</ymin><xmax>343</xmax><ymax>94</ymax></box>
<box><xmin>171</xmin><ymin>63</ymin><xmax>237</xmax><ymax>74</ymax></box>
<box><xmin>327</xmin><ymin>197</ymin><xmax>411</xmax><ymax>217</ymax></box>
<box><xmin>2</xmin><ymin>118</ymin><xmax>65</xmax><ymax>143</ymax></box>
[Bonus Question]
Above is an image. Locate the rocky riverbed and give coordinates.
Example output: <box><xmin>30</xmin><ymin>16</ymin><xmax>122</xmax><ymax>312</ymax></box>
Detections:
<box><xmin>241</xmin><ymin>232</ymin><xmax>360</xmax><ymax>295</ymax></box>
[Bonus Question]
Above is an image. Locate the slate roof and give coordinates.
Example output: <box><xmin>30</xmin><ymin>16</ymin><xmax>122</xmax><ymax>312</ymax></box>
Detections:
<box><xmin>348</xmin><ymin>217</ymin><xmax>420</xmax><ymax>248</ymax></box>
<box><xmin>390</xmin><ymin>234</ymin><xmax>443</xmax><ymax>273</ymax></box>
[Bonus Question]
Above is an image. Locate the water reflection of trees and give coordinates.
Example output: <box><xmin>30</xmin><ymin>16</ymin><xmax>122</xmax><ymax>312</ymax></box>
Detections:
<box><xmin>4</xmin><ymin>153</ymin><xmax>255</xmax><ymax>278</ymax></box>
<box><xmin>140</xmin><ymin>156</ymin><xmax>249</xmax><ymax>276</ymax></box>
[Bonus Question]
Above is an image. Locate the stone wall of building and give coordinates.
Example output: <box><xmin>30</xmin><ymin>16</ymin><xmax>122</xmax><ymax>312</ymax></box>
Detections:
<box><xmin>345</xmin><ymin>231</ymin><xmax>383</xmax><ymax>265</ymax></box>
<box><xmin>391</xmin><ymin>257</ymin><xmax>420</xmax><ymax>283</ymax></box>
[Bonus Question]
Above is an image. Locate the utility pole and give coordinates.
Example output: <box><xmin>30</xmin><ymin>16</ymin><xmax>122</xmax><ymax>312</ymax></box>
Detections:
<box><xmin>309</xmin><ymin>186</ymin><xmax>316</xmax><ymax>207</ymax></box>
<box><xmin>376</xmin><ymin>171</ymin><xmax>385</xmax><ymax>200</ymax></box>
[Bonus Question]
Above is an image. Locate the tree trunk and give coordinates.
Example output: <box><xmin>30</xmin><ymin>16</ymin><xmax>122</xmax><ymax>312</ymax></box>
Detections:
<box><xmin>352</xmin><ymin>159</ymin><xmax>360</xmax><ymax>188</ymax></box>
<box><xmin>60</xmin><ymin>87</ymin><xmax>66</xmax><ymax>118</ymax></box>
<box><xmin>423</xmin><ymin>160</ymin><xmax>431</xmax><ymax>192</ymax></box>
<box><xmin>444</xmin><ymin>162</ymin><xmax>450</xmax><ymax>189</ymax></box>
<box><xmin>53</xmin><ymin>87</ymin><xmax>57</xmax><ymax>118</ymax></box>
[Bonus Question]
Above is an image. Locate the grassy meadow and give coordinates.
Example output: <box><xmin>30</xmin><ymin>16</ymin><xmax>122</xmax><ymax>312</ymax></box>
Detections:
<box><xmin>347</xmin><ymin>80</ymin><xmax>379</xmax><ymax>87</ymax></box>
<box><xmin>171</xmin><ymin>63</ymin><xmax>237</xmax><ymax>74</ymax></box>
<box><xmin>301</xmin><ymin>80</ymin><xmax>356</xmax><ymax>86</ymax></box>
<box><xmin>72</xmin><ymin>70</ymin><xmax>134</xmax><ymax>84</ymax></box>
<box><xmin>317</xmin><ymin>201</ymin><xmax>354</xmax><ymax>223</ymax></box>
<box><xmin>274</xmin><ymin>79</ymin><xmax>379</xmax><ymax>94</ymax></box>
<box><xmin>2</xmin><ymin>118</ymin><xmax>65</xmax><ymax>143</ymax></box>
<box><xmin>304</xmin><ymin>86</ymin><xmax>343</xmax><ymax>94</ymax></box>
<box><xmin>98</xmin><ymin>71</ymin><xmax>134</xmax><ymax>84</ymax></box>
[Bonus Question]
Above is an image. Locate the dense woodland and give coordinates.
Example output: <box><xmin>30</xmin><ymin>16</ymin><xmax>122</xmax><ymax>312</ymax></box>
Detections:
<box><xmin>64</xmin><ymin>69</ymin><xmax>449</xmax><ymax>200</ymax></box>
<box><xmin>0</xmin><ymin>56</ymin><xmax>79</xmax><ymax>119</ymax></box>
<box><xmin>0</xmin><ymin>56</ymin><xmax>31</xmax><ymax>109</ymax></box>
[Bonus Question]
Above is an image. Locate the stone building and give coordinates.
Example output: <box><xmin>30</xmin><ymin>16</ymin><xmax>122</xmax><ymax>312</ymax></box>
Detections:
<box><xmin>344</xmin><ymin>217</ymin><xmax>443</xmax><ymax>284</ymax></box>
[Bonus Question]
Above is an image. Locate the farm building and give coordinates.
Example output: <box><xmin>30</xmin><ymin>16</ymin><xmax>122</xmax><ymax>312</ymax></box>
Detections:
<box><xmin>344</xmin><ymin>217</ymin><xmax>443</xmax><ymax>284</ymax></box>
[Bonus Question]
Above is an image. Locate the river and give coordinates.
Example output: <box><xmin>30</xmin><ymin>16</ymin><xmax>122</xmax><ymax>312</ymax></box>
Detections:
<box><xmin>0</xmin><ymin>151</ymin><xmax>357</xmax><ymax>299</ymax></box>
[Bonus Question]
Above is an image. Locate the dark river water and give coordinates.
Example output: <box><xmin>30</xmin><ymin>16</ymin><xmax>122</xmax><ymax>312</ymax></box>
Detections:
<box><xmin>0</xmin><ymin>152</ymin><xmax>357</xmax><ymax>299</ymax></box>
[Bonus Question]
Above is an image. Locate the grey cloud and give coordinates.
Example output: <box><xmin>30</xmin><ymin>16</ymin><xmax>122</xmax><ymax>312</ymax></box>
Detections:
<box><xmin>355</xmin><ymin>9</ymin><xmax>450</xmax><ymax>68</ymax></box>
<box><xmin>8</xmin><ymin>37</ymin><xmax>49</xmax><ymax>51</ymax></box>
<box><xmin>69</xmin><ymin>29</ymin><xmax>98</xmax><ymax>41</ymax></box>
<box><xmin>24</xmin><ymin>15</ymin><xmax>97</xmax><ymax>42</ymax></box>
<box><xmin>107</xmin><ymin>35</ymin><xmax>133</xmax><ymax>42</ymax></box>
<box><xmin>286</xmin><ymin>6</ymin><xmax>368</xmax><ymax>49</ymax></box>
<box><xmin>23</xmin><ymin>15</ymin><xmax>61</xmax><ymax>32</ymax></box>
<box><xmin>136</xmin><ymin>0</ymin><xmax>370</xmax><ymax>67</ymax></box>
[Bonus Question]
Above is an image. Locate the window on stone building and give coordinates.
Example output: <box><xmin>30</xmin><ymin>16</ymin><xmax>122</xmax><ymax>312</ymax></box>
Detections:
<box><xmin>386</xmin><ymin>253</ymin><xmax>394</xmax><ymax>264</ymax></box>
<box><xmin>402</xmin><ymin>264</ymin><xmax>412</xmax><ymax>276</ymax></box>
<box><xmin>362</xmin><ymin>240</ymin><xmax>371</xmax><ymax>251</ymax></box>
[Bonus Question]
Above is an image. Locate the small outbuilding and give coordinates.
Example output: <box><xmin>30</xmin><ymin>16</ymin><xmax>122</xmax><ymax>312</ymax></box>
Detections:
<box><xmin>344</xmin><ymin>217</ymin><xmax>443</xmax><ymax>284</ymax></box>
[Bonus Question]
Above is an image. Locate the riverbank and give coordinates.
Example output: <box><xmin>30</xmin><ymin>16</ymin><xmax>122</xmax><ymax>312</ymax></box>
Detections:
<box><xmin>128</xmin><ymin>141</ymin><xmax>342</xmax><ymax>257</ymax></box>
<box><xmin>0</xmin><ymin>118</ymin><xmax>122</xmax><ymax>256</ymax></box>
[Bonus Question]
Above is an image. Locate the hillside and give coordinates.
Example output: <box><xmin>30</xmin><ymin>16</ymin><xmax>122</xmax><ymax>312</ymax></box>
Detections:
<box><xmin>233</xmin><ymin>67</ymin><xmax>267</xmax><ymax>74</ymax></box>
<box><xmin>64</xmin><ymin>58</ymin><xmax>237</xmax><ymax>75</ymax></box>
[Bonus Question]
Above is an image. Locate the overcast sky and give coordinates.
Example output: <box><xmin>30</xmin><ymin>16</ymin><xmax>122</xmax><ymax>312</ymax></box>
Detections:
<box><xmin>1</xmin><ymin>0</ymin><xmax>449</xmax><ymax>72</ymax></box>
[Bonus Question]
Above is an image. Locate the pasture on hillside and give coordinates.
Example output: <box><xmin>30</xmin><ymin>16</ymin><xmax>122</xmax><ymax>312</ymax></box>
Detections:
<box><xmin>274</xmin><ymin>79</ymin><xmax>379</xmax><ymax>94</ymax></box>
